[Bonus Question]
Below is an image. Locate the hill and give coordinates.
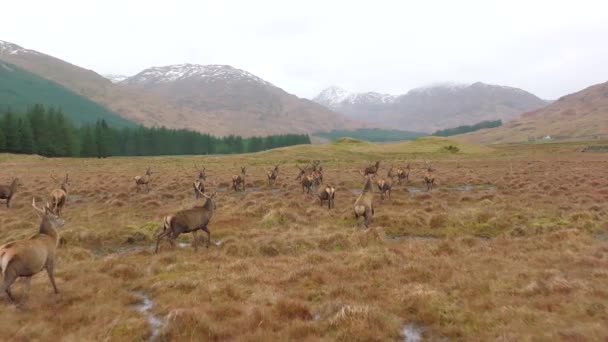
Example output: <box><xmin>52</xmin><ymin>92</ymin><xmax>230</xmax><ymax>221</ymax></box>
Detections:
<box><xmin>0</xmin><ymin>61</ymin><xmax>135</xmax><ymax>127</ymax></box>
<box><xmin>314</xmin><ymin>83</ymin><xmax>548</xmax><ymax>132</ymax></box>
<box><xmin>458</xmin><ymin>81</ymin><xmax>608</xmax><ymax>143</ymax></box>
<box><xmin>0</xmin><ymin>40</ymin><xmax>358</xmax><ymax>136</ymax></box>
<box><xmin>121</xmin><ymin>64</ymin><xmax>359</xmax><ymax>136</ymax></box>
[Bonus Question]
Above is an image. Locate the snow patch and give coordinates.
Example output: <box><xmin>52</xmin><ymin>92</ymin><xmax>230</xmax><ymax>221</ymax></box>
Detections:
<box><xmin>124</xmin><ymin>64</ymin><xmax>271</xmax><ymax>86</ymax></box>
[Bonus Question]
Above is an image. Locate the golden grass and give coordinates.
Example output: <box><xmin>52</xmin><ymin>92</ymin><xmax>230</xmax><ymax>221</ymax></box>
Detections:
<box><xmin>0</xmin><ymin>140</ymin><xmax>607</xmax><ymax>340</ymax></box>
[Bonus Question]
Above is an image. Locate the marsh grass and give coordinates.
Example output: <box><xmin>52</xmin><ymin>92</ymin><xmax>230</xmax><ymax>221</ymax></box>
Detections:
<box><xmin>0</xmin><ymin>139</ymin><xmax>607</xmax><ymax>340</ymax></box>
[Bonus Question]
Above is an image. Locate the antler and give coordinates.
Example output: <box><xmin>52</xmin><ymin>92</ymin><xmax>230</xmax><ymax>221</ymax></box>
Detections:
<box><xmin>32</xmin><ymin>197</ymin><xmax>45</xmax><ymax>214</ymax></box>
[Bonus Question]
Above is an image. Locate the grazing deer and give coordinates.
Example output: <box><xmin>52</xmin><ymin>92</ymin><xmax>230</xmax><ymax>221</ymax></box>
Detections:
<box><xmin>363</xmin><ymin>161</ymin><xmax>381</xmax><ymax>176</ymax></box>
<box><xmin>0</xmin><ymin>178</ymin><xmax>20</xmax><ymax>208</ymax></box>
<box><xmin>0</xmin><ymin>198</ymin><xmax>65</xmax><ymax>304</ymax></box>
<box><xmin>267</xmin><ymin>165</ymin><xmax>279</xmax><ymax>186</ymax></box>
<box><xmin>50</xmin><ymin>174</ymin><xmax>69</xmax><ymax>217</ymax></box>
<box><xmin>424</xmin><ymin>162</ymin><xmax>435</xmax><ymax>191</ymax></box>
<box><xmin>134</xmin><ymin>167</ymin><xmax>152</xmax><ymax>192</ymax></box>
<box><xmin>354</xmin><ymin>172</ymin><xmax>375</xmax><ymax>228</ymax></box>
<box><xmin>317</xmin><ymin>185</ymin><xmax>335</xmax><ymax>209</ymax></box>
<box><xmin>396</xmin><ymin>163</ymin><xmax>411</xmax><ymax>184</ymax></box>
<box><xmin>155</xmin><ymin>192</ymin><xmax>217</xmax><ymax>253</ymax></box>
<box><xmin>232</xmin><ymin>167</ymin><xmax>246</xmax><ymax>192</ymax></box>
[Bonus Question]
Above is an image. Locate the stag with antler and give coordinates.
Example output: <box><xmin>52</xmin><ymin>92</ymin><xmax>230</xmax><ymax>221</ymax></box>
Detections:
<box><xmin>0</xmin><ymin>178</ymin><xmax>20</xmax><ymax>208</ymax></box>
<box><xmin>50</xmin><ymin>174</ymin><xmax>69</xmax><ymax>217</ymax></box>
<box><xmin>192</xmin><ymin>165</ymin><xmax>207</xmax><ymax>198</ymax></box>
<box><xmin>134</xmin><ymin>167</ymin><xmax>152</xmax><ymax>192</ymax></box>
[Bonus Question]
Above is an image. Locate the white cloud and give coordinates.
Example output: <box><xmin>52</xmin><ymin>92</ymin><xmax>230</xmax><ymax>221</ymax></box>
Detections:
<box><xmin>1</xmin><ymin>0</ymin><xmax>607</xmax><ymax>99</ymax></box>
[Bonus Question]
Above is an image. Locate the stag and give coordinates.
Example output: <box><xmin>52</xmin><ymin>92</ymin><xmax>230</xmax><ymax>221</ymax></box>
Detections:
<box><xmin>396</xmin><ymin>163</ymin><xmax>411</xmax><ymax>184</ymax></box>
<box><xmin>0</xmin><ymin>178</ymin><xmax>20</xmax><ymax>208</ymax></box>
<box><xmin>134</xmin><ymin>167</ymin><xmax>152</xmax><ymax>192</ymax></box>
<box><xmin>0</xmin><ymin>198</ymin><xmax>65</xmax><ymax>304</ymax></box>
<box><xmin>232</xmin><ymin>167</ymin><xmax>246</xmax><ymax>192</ymax></box>
<box><xmin>317</xmin><ymin>185</ymin><xmax>335</xmax><ymax>209</ymax></box>
<box><xmin>191</xmin><ymin>165</ymin><xmax>206</xmax><ymax>199</ymax></box>
<box><xmin>363</xmin><ymin>161</ymin><xmax>381</xmax><ymax>176</ymax></box>
<box><xmin>267</xmin><ymin>165</ymin><xmax>279</xmax><ymax>186</ymax></box>
<box><xmin>50</xmin><ymin>174</ymin><xmax>69</xmax><ymax>217</ymax></box>
<box><xmin>424</xmin><ymin>162</ymin><xmax>436</xmax><ymax>191</ymax></box>
<box><xmin>155</xmin><ymin>192</ymin><xmax>217</xmax><ymax>253</ymax></box>
<box><xmin>377</xmin><ymin>178</ymin><xmax>392</xmax><ymax>200</ymax></box>
<box><xmin>354</xmin><ymin>172</ymin><xmax>375</xmax><ymax>228</ymax></box>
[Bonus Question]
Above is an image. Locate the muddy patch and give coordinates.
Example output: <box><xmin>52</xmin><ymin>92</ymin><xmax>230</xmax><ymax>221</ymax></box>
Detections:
<box><xmin>132</xmin><ymin>292</ymin><xmax>164</xmax><ymax>341</ymax></box>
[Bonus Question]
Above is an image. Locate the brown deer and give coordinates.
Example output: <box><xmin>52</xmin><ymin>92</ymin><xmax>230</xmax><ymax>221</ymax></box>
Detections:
<box><xmin>363</xmin><ymin>161</ymin><xmax>381</xmax><ymax>176</ymax></box>
<box><xmin>396</xmin><ymin>163</ymin><xmax>411</xmax><ymax>184</ymax></box>
<box><xmin>317</xmin><ymin>185</ymin><xmax>335</xmax><ymax>209</ymax></box>
<box><xmin>295</xmin><ymin>165</ymin><xmax>307</xmax><ymax>180</ymax></box>
<box><xmin>377</xmin><ymin>177</ymin><xmax>392</xmax><ymax>201</ymax></box>
<box><xmin>0</xmin><ymin>198</ymin><xmax>65</xmax><ymax>304</ymax></box>
<box><xmin>267</xmin><ymin>165</ymin><xmax>279</xmax><ymax>186</ymax></box>
<box><xmin>191</xmin><ymin>165</ymin><xmax>206</xmax><ymax>199</ymax></box>
<box><xmin>354</xmin><ymin>172</ymin><xmax>375</xmax><ymax>228</ymax></box>
<box><xmin>232</xmin><ymin>167</ymin><xmax>246</xmax><ymax>192</ymax></box>
<box><xmin>155</xmin><ymin>192</ymin><xmax>217</xmax><ymax>253</ymax></box>
<box><xmin>134</xmin><ymin>167</ymin><xmax>152</xmax><ymax>192</ymax></box>
<box><xmin>50</xmin><ymin>174</ymin><xmax>69</xmax><ymax>217</ymax></box>
<box><xmin>301</xmin><ymin>173</ymin><xmax>315</xmax><ymax>194</ymax></box>
<box><xmin>0</xmin><ymin>178</ymin><xmax>20</xmax><ymax>208</ymax></box>
<box><xmin>424</xmin><ymin>162</ymin><xmax>435</xmax><ymax>191</ymax></box>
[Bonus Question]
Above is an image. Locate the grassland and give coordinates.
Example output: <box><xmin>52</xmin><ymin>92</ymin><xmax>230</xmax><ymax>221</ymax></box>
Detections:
<box><xmin>0</xmin><ymin>137</ymin><xmax>607</xmax><ymax>341</ymax></box>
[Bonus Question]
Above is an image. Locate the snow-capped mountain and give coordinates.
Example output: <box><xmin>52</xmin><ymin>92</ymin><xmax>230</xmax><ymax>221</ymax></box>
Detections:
<box><xmin>0</xmin><ymin>40</ymin><xmax>41</xmax><ymax>56</ymax></box>
<box><xmin>313</xmin><ymin>83</ymin><xmax>548</xmax><ymax>132</ymax></box>
<box><xmin>122</xmin><ymin>64</ymin><xmax>270</xmax><ymax>86</ymax></box>
<box><xmin>120</xmin><ymin>64</ymin><xmax>358</xmax><ymax>135</ymax></box>
<box><xmin>104</xmin><ymin>74</ymin><xmax>129</xmax><ymax>83</ymax></box>
<box><xmin>314</xmin><ymin>86</ymin><xmax>396</xmax><ymax>109</ymax></box>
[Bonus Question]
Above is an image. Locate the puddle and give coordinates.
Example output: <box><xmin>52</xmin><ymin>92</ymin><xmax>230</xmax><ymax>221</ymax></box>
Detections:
<box><xmin>450</xmin><ymin>184</ymin><xmax>496</xmax><ymax>192</ymax></box>
<box><xmin>178</xmin><ymin>240</ymin><xmax>222</xmax><ymax>248</ymax></box>
<box><xmin>401</xmin><ymin>324</ymin><xmax>423</xmax><ymax>342</ymax></box>
<box><xmin>350</xmin><ymin>188</ymin><xmax>362</xmax><ymax>195</ymax></box>
<box><xmin>132</xmin><ymin>292</ymin><xmax>164</xmax><ymax>341</ymax></box>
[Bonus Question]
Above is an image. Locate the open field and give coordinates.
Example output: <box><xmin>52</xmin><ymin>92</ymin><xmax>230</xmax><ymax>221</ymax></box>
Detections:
<box><xmin>0</xmin><ymin>137</ymin><xmax>607</xmax><ymax>341</ymax></box>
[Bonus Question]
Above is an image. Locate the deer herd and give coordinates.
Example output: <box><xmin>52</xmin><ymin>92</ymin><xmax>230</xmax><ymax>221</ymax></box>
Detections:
<box><xmin>0</xmin><ymin>159</ymin><xmax>436</xmax><ymax>305</ymax></box>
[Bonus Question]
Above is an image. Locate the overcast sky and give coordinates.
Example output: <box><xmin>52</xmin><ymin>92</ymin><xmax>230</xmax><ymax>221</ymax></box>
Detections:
<box><xmin>2</xmin><ymin>0</ymin><xmax>607</xmax><ymax>100</ymax></box>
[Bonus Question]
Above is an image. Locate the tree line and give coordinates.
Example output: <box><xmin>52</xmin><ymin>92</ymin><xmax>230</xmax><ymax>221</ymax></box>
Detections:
<box><xmin>0</xmin><ymin>105</ymin><xmax>311</xmax><ymax>157</ymax></box>
<box><xmin>433</xmin><ymin>120</ymin><xmax>502</xmax><ymax>137</ymax></box>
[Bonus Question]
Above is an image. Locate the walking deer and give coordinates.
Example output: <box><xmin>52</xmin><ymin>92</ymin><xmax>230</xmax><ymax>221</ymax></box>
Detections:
<box><xmin>134</xmin><ymin>167</ymin><xmax>152</xmax><ymax>192</ymax></box>
<box><xmin>50</xmin><ymin>174</ymin><xmax>69</xmax><ymax>217</ymax></box>
<box><xmin>0</xmin><ymin>178</ymin><xmax>20</xmax><ymax>208</ymax></box>
<box><xmin>354</xmin><ymin>172</ymin><xmax>375</xmax><ymax>228</ymax></box>
<box><xmin>0</xmin><ymin>198</ymin><xmax>65</xmax><ymax>304</ymax></box>
<box><xmin>232</xmin><ymin>167</ymin><xmax>246</xmax><ymax>192</ymax></box>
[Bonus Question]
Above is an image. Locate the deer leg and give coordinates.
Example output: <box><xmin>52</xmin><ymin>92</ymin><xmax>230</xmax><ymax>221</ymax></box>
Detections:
<box><xmin>201</xmin><ymin>226</ymin><xmax>211</xmax><ymax>248</ymax></box>
<box><xmin>6</xmin><ymin>196</ymin><xmax>11</xmax><ymax>208</ymax></box>
<box><xmin>192</xmin><ymin>230</ymin><xmax>199</xmax><ymax>251</ymax></box>
<box><xmin>45</xmin><ymin>261</ymin><xmax>59</xmax><ymax>294</ymax></box>
<box><xmin>1</xmin><ymin>268</ymin><xmax>17</xmax><ymax>303</ymax></box>
<box><xmin>21</xmin><ymin>276</ymin><xmax>32</xmax><ymax>304</ymax></box>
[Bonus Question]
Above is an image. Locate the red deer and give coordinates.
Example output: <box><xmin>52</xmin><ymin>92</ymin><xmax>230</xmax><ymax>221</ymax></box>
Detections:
<box><xmin>192</xmin><ymin>165</ymin><xmax>206</xmax><ymax>199</ymax></box>
<box><xmin>317</xmin><ymin>185</ymin><xmax>335</xmax><ymax>209</ymax></box>
<box><xmin>0</xmin><ymin>198</ymin><xmax>65</xmax><ymax>304</ymax></box>
<box><xmin>155</xmin><ymin>192</ymin><xmax>217</xmax><ymax>253</ymax></box>
<box><xmin>134</xmin><ymin>167</ymin><xmax>152</xmax><ymax>192</ymax></box>
<box><xmin>354</xmin><ymin>172</ymin><xmax>375</xmax><ymax>228</ymax></box>
<box><xmin>267</xmin><ymin>165</ymin><xmax>279</xmax><ymax>186</ymax></box>
<box><xmin>424</xmin><ymin>162</ymin><xmax>435</xmax><ymax>191</ymax></box>
<box><xmin>50</xmin><ymin>174</ymin><xmax>69</xmax><ymax>217</ymax></box>
<box><xmin>232</xmin><ymin>167</ymin><xmax>246</xmax><ymax>192</ymax></box>
<box><xmin>363</xmin><ymin>161</ymin><xmax>381</xmax><ymax>176</ymax></box>
<box><xmin>0</xmin><ymin>178</ymin><xmax>20</xmax><ymax>208</ymax></box>
<box><xmin>377</xmin><ymin>178</ymin><xmax>392</xmax><ymax>200</ymax></box>
<box><xmin>396</xmin><ymin>163</ymin><xmax>410</xmax><ymax>184</ymax></box>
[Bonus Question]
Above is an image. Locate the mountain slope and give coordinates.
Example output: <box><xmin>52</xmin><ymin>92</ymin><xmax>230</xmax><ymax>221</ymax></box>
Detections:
<box><xmin>1</xmin><ymin>40</ymin><xmax>357</xmax><ymax>136</ymax></box>
<box><xmin>121</xmin><ymin>64</ymin><xmax>358</xmax><ymax>135</ymax></box>
<box><xmin>457</xmin><ymin>81</ymin><xmax>608</xmax><ymax>143</ymax></box>
<box><xmin>0</xmin><ymin>61</ymin><xmax>135</xmax><ymax>127</ymax></box>
<box><xmin>314</xmin><ymin>83</ymin><xmax>547</xmax><ymax>132</ymax></box>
